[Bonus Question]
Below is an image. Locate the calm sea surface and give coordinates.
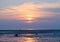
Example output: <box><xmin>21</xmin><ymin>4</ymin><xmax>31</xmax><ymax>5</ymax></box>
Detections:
<box><xmin>0</xmin><ymin>30</ymin><xmax>60</xmax><ymax>42</ymax></box>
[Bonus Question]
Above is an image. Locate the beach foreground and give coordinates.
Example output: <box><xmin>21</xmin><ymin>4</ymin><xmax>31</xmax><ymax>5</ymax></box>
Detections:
<box><xmin>0</xmin><ymin>30</ymin><xmax>60</xmax><ymax>42</ymax></box>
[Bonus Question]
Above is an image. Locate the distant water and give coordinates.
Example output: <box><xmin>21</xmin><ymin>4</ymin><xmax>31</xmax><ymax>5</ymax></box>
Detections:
<box><xmin>0</xmin><ymin>30</ymin><xmax>60</xmax><ymax>42</ymax></box>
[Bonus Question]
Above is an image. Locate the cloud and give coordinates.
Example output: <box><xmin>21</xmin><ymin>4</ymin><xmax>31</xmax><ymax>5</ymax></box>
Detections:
<box><xmin>0</xmin><ymin>0</ymin><xmax>60</xmax><ymax>8</ymax></box>
<box><xmin>0</xmin><ymin>1</ymin><xmax>60</xmax><ymax>29</ymax></box>
<box><xmin>0</xmin><ymin>2</ymin><xmax>60</xmax><ymax>23</ymax></box>
<box><xmin>39</xmin><ymin>8</ymin><xmax>60</xmax><ymax>14</ymax></box>
<box><xmin>40</xmin><ymin>0</ymin><xmax>60</xmax><ymax>3</ymax></box>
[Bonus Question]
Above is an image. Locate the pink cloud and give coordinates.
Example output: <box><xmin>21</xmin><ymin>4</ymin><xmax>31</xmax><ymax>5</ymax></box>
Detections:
<box><xmin>0</xmin><ymin>3</ymin><xmax>58</xmax><ymax>23</ymax></box>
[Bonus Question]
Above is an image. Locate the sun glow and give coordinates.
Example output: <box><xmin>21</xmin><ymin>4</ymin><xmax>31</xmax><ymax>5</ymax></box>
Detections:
<box><xmin>27</xmin><ymin>17</ymin><xmax>33</xmax><ymax>21</ymax></box>
<box><xmin>26</xmin><ymin>18</ymin><xmax>33</xmax><ymax>23</ymax></box>
<box><xmin>18</xmin><ymin>13</ymin><xmax>37</xmax><ymax>24</ymax></box>
<box><xmin>25</xmin><ymin>14</ymin><xmax>34</xmax><ymax>23</ymax></box>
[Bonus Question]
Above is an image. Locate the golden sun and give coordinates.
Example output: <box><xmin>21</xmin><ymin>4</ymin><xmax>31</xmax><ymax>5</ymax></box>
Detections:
<box><xmin>25</xmin><ymin>15</ymin><xmax>34</xmax><ymax>24</ymax></box>
<box><xmin>17</xmin><ymin>14</ymin><xmax>39</xmax><ymax>24</ymax></box>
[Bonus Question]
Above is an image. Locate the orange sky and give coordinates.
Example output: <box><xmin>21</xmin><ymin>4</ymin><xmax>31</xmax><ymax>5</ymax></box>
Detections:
<box><xmin>0</xmin><ymin>3</ymin><xmax>58</xmax><ymax>24</ymax></box>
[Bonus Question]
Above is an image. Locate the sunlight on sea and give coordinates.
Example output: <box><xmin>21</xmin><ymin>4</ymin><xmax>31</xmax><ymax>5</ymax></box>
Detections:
<box><xmin>0</xmin><ymin>34</ymin><xmax>60</xmax><ymax>42</ymax></box>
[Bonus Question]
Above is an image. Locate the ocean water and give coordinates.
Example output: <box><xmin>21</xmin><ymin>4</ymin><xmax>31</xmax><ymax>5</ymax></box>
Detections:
<box><xmin>0</xmin><ymin>30</ymin><xmax>60</xmax><ymax>42</ymax></box>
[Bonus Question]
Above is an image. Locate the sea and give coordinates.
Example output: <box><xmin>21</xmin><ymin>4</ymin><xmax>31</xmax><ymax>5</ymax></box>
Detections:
<box><xmin>0</xmin><ymin>30</ymin><xmax>60</xmax><ymax>42</ymax></box>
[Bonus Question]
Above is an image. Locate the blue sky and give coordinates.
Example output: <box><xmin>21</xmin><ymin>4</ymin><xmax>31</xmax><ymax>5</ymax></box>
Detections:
<box><xmin>0</xmin><ymin>0</ymin><xmax>60</xmax><ymax>30</ymax></box>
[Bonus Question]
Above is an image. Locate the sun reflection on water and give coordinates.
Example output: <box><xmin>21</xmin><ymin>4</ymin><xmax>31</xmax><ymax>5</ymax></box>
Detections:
<box><xmin>18</xmin><ymin>36</ymin><xmax>38</xmax><ymax>42</ymax></box>
<box><xmin>19</xmin><ymin>37</ymin><xmax>37</xmax><ymax>42</ymax></box>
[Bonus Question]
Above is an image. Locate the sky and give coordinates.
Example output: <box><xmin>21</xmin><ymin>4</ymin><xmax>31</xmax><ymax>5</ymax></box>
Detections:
<box><xmin>0</xmin><ymin>0</ymin><xmax>60</xmax><ymax>30</ymax></box>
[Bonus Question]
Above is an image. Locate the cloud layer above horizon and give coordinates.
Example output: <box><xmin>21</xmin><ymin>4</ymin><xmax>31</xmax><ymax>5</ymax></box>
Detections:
<box><xmin>0</xmin><ymin>0</ymin><xmax>60</xmax><ymax>29</ymax></box>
